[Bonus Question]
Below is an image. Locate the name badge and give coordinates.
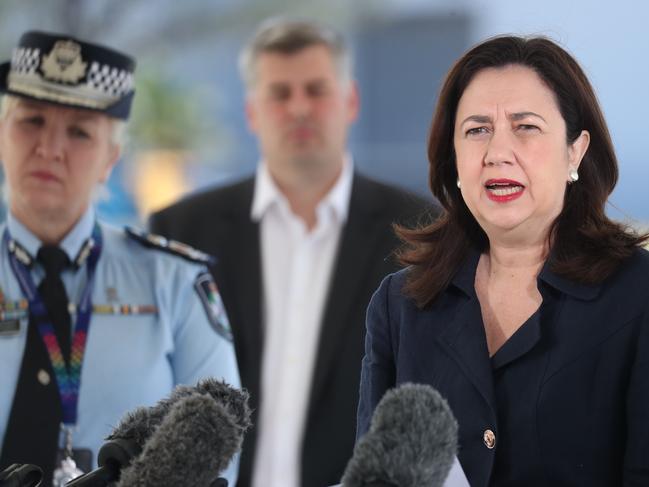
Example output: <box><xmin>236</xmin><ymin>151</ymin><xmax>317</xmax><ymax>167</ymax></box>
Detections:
<box><xmin>55</xmin><ymin>448</ymin><xmax>93</xmax><ymax>474</ymax></box>
<box><xmin>0</xmin><ymin>319</ymin><xmax>20</xmax><ymax>336</ymax></box>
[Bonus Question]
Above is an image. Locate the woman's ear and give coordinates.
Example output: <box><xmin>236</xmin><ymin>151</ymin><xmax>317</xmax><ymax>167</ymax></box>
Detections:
<box><xmin>568</xmin><ymin>130</ymin><xmax>590</xmax><ymax>170</ymax></box>
<box><xmin>99</xmin><ymin>142</ymin><xmax>121</xmax><ymax>183</ymax></box>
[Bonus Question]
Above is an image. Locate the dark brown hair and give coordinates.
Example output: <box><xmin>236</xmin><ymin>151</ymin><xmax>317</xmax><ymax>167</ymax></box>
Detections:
<box><xmin>398</xmin><ymin>35</ymin><xmax>648</xmax><ymax>307</ymax></box>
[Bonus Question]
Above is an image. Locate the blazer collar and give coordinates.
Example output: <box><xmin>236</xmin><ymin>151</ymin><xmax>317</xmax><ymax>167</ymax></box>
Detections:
<box><xmin>448</xmin><ymin>248</ymin><xmax>480</xmax><ymax>299</ymax></box>
<box><xmin>438</xmin><ymin>246</ymin><xmax>598</xmax><ymax>415</ymax></box>
<box><xmin>448</xmin><ymin>247</ymin><xmax>602</xmax><ymax>301</ymax></box>
<box><xmin>537</xmin><ymin>259</ymin><xmax>601</xmax><ymax>300</ymax></box>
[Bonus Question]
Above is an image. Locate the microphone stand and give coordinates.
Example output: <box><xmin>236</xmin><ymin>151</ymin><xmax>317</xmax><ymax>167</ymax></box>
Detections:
<box><xmin>65</xmin><ymin>438</ymin><xmax>140</xmax><ymax>487</ymax></box>
<box><xmin>0</xmin><ymin>464</ymin><xmax>43</xmax><ymax>487</ymax></box>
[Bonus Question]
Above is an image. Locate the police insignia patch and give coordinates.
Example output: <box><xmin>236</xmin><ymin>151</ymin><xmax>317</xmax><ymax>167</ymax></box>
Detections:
<box><xmin>194</xmin><ymin>272</ymin><xmax>233</xmax><ymax>342</ymax></box>
<box><xmin>41</xmin><ymin>40</ymin><xmax>87</xmax><ymax>83</ymax></box>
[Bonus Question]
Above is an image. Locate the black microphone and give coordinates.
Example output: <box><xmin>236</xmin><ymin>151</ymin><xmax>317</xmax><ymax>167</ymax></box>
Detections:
<box><xmin>116</xmin><ymin>393</ymin><xmax>245</xmax><ymax>486</ymax></box>
<box><xmin>66</xmin><ymin>378</ymin><xmax>249</xmax><ymax>486</ymax></box>
<box><xmin>64</xmin><ymin>438</ymin><xmax>142</xmax><ymax>487</ymax></box>
<box><xmin>341</xmin><ymin>383</ymin><xmax>458</xmax><ymax>487</ymax></box>
<box><xmin>63</xmin><ymin>400</ymin><xmax>166</xmax><ymax>487</ymax></box>
<box><xmin>0</xmin><ymin>463</ymin><xmax>43</xmax><ymax>487</ymax></box>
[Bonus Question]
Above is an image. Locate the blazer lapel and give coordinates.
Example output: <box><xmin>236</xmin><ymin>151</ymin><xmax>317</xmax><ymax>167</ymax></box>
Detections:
<box><xmin>219</xmin><ymin>180</ymin><xmax>263</xmax><ymax>401</ymax></box>
<box><xmin>436</xmin><ymin>296</ymin><xmax>497</xmax><ymax>417</ymax></box>
<box><xmin>215</xmin><ymin>180</ymin><xmax>264</xmax><ymax>486</ymax></box>
<box><xmin>308</xmin><ymin>174</ymin><xmax>385</xmax><ymax>407</ymax></box>
<box><xmin>430</xmin><ymin>250</ymin><xmax>496</xmax><ymax>416</ymax></box>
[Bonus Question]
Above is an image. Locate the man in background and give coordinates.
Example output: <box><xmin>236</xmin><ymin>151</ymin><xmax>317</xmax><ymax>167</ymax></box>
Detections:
<box><xmin>150</xmin><ymin>17</ymin><xmax>436</xmax><ymax>486</ymax></box>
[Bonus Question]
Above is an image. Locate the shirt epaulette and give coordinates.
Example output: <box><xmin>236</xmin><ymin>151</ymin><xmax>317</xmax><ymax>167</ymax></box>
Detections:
<box><xmin>124</xmin><ymin>227</ymin><xmax>215</xmax><ymax>265</ymax></box>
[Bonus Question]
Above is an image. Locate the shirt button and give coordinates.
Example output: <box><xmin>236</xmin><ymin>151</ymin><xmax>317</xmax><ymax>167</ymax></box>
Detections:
<box><xmin>483</xmin><ymin>429</ymin><xmax>496</xmax><ymax>449</ymax></box>
<box><xmin>37</xmin><ymin>369</ymin><xmax>51</xmax><ymax>386</ymax></box>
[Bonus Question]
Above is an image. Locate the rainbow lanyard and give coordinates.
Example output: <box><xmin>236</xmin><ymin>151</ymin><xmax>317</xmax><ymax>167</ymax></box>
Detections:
<box><xmin>3</xmin><ymin>224</ymin><xmax>102</xmax><ymax>426</ymax></box>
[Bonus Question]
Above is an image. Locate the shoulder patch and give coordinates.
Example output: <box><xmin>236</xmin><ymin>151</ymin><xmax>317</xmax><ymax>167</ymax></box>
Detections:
<box><xmin>194</xmin><ymin>271</ymin><xmax>233</xmax><ymax>342</ymax></box>
<box><xmin>125</xmin><ymin>227</ymin><xmax>215</xmax><ymax>265</ymax></box>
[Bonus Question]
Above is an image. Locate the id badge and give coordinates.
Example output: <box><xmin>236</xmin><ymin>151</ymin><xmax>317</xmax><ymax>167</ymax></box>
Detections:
<box><xmin>55</xmin><ymin>448</ymin><xmax>93</xmax><ymax>473</ymax></box>
<box><xmin>0</xmin><ymin>319</ymin><xmax>21</xmax><ymax>336</ymax></box>
<box><xmin>53</xmin><ymin>449</ymin><xmax>92</xmax><ymax>487</ymax></box>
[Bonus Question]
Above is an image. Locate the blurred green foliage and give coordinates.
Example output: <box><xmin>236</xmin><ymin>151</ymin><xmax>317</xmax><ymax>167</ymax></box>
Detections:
<box><xmin>129</xmin><ymin>69</ymin><xmax>214</xmax><ymax>151</ymax></box>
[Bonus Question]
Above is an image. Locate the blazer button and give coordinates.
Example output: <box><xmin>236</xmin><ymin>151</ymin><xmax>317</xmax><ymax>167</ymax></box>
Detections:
<box><xmin>483</xmin><ymin>429</ymin><xmax>496</xmax><ymax>449</ymax></box>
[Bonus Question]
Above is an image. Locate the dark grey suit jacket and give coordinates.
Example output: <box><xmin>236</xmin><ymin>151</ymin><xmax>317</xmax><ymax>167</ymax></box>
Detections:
<box><xmin>149</xmin><ymin>172</ymin><xmax>437</xmax><ymax>486</ymax></box>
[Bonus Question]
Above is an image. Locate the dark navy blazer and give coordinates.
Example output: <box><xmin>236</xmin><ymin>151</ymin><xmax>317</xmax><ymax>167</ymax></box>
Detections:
<box><xmin>357</xmin><ymin>248</ymin><xmax>649</xmax><ymax>487</ymax></box>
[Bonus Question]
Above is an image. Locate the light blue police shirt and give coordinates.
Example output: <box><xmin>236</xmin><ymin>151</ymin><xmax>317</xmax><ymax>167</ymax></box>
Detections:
<box><xmin>0</xmin><ymin>207</ymin><xmax>241</xmax><ymax>483</ymax></box>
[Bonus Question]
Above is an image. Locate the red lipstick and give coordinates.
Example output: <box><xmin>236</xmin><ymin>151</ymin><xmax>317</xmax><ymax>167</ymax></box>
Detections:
<box><xmin>484</xmin><ymin>178</ymin><xmax>524</xmax><ymax>203</ymax></box>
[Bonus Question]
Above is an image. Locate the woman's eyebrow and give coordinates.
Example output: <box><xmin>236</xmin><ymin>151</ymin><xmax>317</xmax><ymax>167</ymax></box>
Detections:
<box><xmin>509</xmin><ymin>111</ymin><xmax>546</xmax><ymax>122</ymax></box>
<box><xmin>459</xmin><ymin>114</ymin><xmax>492</xmax><ymax>126</ymax></box>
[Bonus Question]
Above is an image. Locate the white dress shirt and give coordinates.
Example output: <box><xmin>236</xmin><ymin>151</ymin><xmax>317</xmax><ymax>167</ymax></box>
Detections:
<box><xmin>251</xmin><ymin>159</ymin><xmax>353</xmax><ymax>487</ymax></box>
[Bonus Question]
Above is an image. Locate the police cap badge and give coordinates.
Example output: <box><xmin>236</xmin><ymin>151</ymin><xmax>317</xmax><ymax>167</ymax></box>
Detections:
<box><xmin>0</xmin><ymin>31</ymin><xmax>136</xmax><ymax>119</ymax></box>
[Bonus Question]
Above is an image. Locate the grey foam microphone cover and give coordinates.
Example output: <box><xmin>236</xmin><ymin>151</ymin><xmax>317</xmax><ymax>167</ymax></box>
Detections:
<box><xmin>65</xmin><ymin>380</ymin><xmax>249</xmax><ymax>486</ymax></box>
<box><xmin>116</xmin><ymin>393</ymin><xmax>242</xmax><ymax>487</ymax></box>
<box><xmin>342</xmin><ymin>383</ymin><xmax>458</xmax><ymax>487</ymax></box>
<box><xmin>194</xmin><ymin>377</ymin><xmax>252</xmax><ymax>432</ymax></box>
<box><xmin>106</xmin><ymin>378</ymin><xmax>250</xmax><ymax>446</ymax></box>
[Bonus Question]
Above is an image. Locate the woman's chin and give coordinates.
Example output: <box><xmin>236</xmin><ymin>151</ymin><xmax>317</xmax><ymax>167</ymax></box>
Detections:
<box><xmin>480</xmin><ymin>215</ymin><xmax>553</xmax><ymax>245</ymax></box>
<box><xmin>16</xmin><ymin>195</ymin><xmax>75</xmax><ymax>221</ymax></box>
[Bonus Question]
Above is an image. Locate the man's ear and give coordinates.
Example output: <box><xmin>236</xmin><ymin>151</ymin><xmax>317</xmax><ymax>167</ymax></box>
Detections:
<box><xmin>345</xmin><ymin>80</ymin><xmax>360</xmax><ymax>124</ymax></box>
<box><xmin>245</xmin><ymin>96</ymin><xmax>258</xmax><ymax>134</ymax></box>
<box><xmin>0</xmin><ymin>119</ymin><xmax>4</xmax><ymax>160</ymax></box>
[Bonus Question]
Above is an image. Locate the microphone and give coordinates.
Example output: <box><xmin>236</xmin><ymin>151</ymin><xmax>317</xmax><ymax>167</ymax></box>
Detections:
<box><xmin>0</xmin><ymin>464</ymin><xmax>43</xmax><ymax>487</ymax></box>
<box><xmin>116</xmin><ymin>393</ymin><xmax>245</xmax><ymax>486</ymax></box>
<box><xmin>66</xmin><ymin>378</ymin><xmax>249</xmax><ymax>486</ymax></box>
<box><xmin>341</xmin><ymin>383</ymin><xmax>458</xmax><ymax>487</ymax></box>
<box><xmin>64</xmin><ymin>394</ymin><xmax>174</xmax><ymax>487</ymax></box>
<box><xmin>105</xmin><ymin>377</ymin><xmax>249</xmax><ymax>449</ymax></box>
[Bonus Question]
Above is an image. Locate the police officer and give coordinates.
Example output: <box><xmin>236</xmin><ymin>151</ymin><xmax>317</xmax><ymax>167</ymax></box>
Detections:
<box><xmin>0</xmin><ymin>31</ymin><xmax>240</xmax><ymax>486</ymax></box>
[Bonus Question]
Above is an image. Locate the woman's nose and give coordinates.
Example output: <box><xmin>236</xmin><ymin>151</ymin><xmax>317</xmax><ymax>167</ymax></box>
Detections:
<box><xmin>35</xmin><ymin>125</ymin><xmax>65</xmax><ymax>161</ymax></box>
<box><xmin>483</xmin><ymin>128</ymin><xmax>515</xmax><ymax>167</ymax></box>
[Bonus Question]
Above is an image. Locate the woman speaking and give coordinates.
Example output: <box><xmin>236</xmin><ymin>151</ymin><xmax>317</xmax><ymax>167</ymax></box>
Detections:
<box><xmin>357</xmin><ymin>36</ymin><xmax>649</xmax><ymax>486</ymax></box>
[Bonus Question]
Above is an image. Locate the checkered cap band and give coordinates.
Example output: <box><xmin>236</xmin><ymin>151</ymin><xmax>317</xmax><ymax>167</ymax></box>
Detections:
<box><xmin>1</xmin><ymin>31</ymin><xmax>136</xmax><ymax>118</ymax></box>
<box><xmin>88</xmin><ymin>61</ymin><xmax>134</xmax><ymax>97</ymax></box>
<box><xmin>6</xmin><ymin>53</ymin><xmax>134</xmax><ymax>112</ymax></box>
<box><xmin>11</xmin><ymin>47</ymin><xmax>40</xmax><ymax>74</ymax></box>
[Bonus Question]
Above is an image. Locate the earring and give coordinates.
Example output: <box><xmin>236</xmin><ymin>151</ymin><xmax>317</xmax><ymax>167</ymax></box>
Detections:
<box><xmin>456</xmin><ymin>178</ymin><xmax>461</xmax><ymax>189</ymax></box>
<box><xmin>569</xmin><ymin>168</ymin><xmax>579</xmax><ymax>183</ymax></box>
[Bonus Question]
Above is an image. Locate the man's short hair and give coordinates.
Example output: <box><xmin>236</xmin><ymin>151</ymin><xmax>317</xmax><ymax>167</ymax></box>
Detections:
<box><xmin>238</xmin><ymin>17</ymin><xmax>353</xmax><ymax>91</ymax></box>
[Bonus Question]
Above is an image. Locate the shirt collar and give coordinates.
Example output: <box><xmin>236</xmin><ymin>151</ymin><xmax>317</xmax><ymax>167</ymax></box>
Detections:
<box><xmin>7</xmin><ymin>206</ymin><xmax>96</xmax><ymax>262</ymax></box>
<box><xmin>251</xmin><ymin>154</ymin><xmax>354</xmax><ymax>225</ymax></box>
